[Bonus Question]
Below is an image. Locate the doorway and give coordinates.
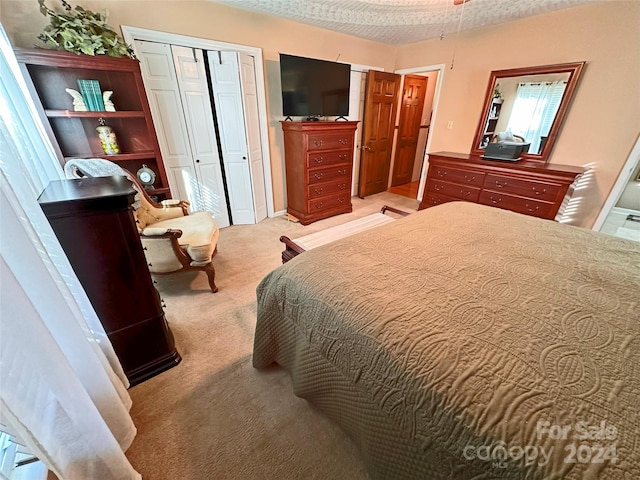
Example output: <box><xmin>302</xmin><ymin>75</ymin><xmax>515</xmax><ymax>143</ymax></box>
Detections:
<box><xmin>388</xmin><ymin>69</ymin><xmax>440</xmax><ymax>200</ymax></box>
<box><xmin>357</xmin><ymin>65</ymin><xmax>444</xmax><ymax>203</ymax></box>
<box><xmin>593</xmin><ymin>134</ymin><xmax>640</xmax><ymax>242</ymax></box>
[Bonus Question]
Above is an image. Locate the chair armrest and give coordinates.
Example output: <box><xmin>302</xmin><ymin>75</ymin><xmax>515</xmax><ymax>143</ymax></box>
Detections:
<box><xmin>140</xmin><ymin>228</ymin><xmax>192</xmax><ymax>269</ymax></box>
<box><xmin>140</xmin><ymin>227</ymin><xmax>183</xmax><ymax>238</ymax></box>
<box><xmin>160</xmin><ymin>199</ymin><xmax>190</xmax><ymax>216</ymax></box>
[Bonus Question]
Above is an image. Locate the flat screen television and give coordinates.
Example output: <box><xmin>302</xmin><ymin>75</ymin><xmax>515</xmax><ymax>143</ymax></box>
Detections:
<box><xmin>279</xmin><ymin>53</ymin><xmax>351</xmax><ymax>118</ymax></box>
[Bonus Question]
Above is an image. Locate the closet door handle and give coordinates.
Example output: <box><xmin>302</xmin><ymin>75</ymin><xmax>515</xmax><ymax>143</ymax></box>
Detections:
<box><xmin>196</xmin><ymin>159</ymin><xmax>200</xmax><ymax>163</ymax></box>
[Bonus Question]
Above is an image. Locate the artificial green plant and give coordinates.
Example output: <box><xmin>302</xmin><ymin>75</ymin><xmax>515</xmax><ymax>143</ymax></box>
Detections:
<box><xmin>37</xmin><ymin>0</ymin><xmax>135</xmax><ymax>58</ymax></box>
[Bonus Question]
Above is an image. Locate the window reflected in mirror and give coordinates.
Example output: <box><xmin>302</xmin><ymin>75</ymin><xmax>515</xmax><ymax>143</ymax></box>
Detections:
<box><xmin>480</xmin><ymin>72</ymin><xmax>571</xmax><ymax>154</ymax></box>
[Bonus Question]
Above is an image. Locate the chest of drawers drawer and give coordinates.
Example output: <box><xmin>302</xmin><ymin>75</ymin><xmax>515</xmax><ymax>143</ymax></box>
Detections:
<box><xmin>307</xmin><ymin>150</ymin><xmax>351</xmax><ymax>169</ymax></box>
<box><xmin>306</xmin><ymin>133</ymin><xmax>354</xmax><ymax>151</ymax></box>
<box><xmin>308</xmin><ymin>180</ymin><xmax>350</xmax><ymax>199</ymax></box>
<box><xmin>307</xmin><ymin>191</ymin><xmax>351</xmax><ymax>213</ymax></box>
<box><xmin>484</xmin><ymin>174</ymin><xmax>562</xmax><ymax>202</ymax></box>
<box><xmin>308</xmin><ymin>165</ymin><xmax>351</xmax><ymax>185</ymax></box>
<box><xmin>427</xmin><ymin>179</ymin><xmax>481</xmax><ymax>202</ymax></box>
<box><xmin>429</xmin><ymin>165</ymin><xmax>485</xmax><ymax>187</ymax></box>
<box><xmin>479</xmin><ymin>190</ymin><xmax>554</xmax><ymax>219</ymax></box>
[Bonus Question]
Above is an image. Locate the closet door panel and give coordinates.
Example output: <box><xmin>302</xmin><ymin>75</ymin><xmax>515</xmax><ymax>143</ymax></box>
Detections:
<box><xmin>134</xmin><ymin>40</ymin><xmax>200</xmax><ymax>210</ymax></box>
<box><xmin>171</xmin><ymin>45</ymin><xmax>230</xmax><ymax>227</ymax></box>
<box><xmin>208</xmin><ymin>51</ymin><xmax>255</xmax><ymax>225</ymax></box>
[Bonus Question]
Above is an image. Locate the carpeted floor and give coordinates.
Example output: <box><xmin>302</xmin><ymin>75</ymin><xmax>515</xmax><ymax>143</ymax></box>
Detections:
<box><xmin>125</xmin><ymin>192</ymin><xmax>419</xmax><ymax>479</ymax></box>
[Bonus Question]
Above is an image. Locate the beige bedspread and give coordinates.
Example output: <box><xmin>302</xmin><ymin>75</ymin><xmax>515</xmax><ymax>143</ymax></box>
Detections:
<box><xmin>253</xmin><ymin>202</ymin><xmax>640</xmax><ymax>479</ymax></box>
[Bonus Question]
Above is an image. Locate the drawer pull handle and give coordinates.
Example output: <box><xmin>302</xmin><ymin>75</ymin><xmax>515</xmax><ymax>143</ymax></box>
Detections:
<box><xmin>313</xmin><ymin>139</ymin><xmax>323</xmax><ymax>147</ymax></box>
<box><xmin>489</xmin><ymin>196</ymin><xmax>502</xmax><ymax>205</ymax></box>
<box><xmin>461</xmin><ymin>190</ymin><xmax>471</xmax><ymax>198</ymax></box>
<box><xmin>495</xmin><ymin>180</ymin><xmax>508</xmax><ymax>188</ymax></box>
<box><xmin>432</xmin><ymin>198</ymin><xmax>441</xmax><ymax>205</ymax></box>
<box><xmin>338</xmin><ymin>154</ymin><xmax>347</xmax><ymax>160</ymax></box>
<box><xmin>314</xmin><ymin>157</ymin><xmax>324</xmax><ymax>164</ymax></box>
<box><xmin>315</xmin><ymin>202</ymin><xmax>324</xmax><ymax>209</ymax></box>
<box><xmin>314</xmin><ymin>187</ymin><xmax>324</xmax><ymax>195</ymax></box>
<box><xmin>337</xmin><ymin>197</ymin><xmax>345</xmax><ymax>204</ymax></box>
<box><xmin>337</xmin><ymin>183</ymin><xmax>347</xmax><ymax>190</ymax></box>
<box><xmin>525</xmin><ymin>204</ymin><xmax>539</xmax><ymax>212</ymax></box>
<box><xmin>533</xmin><ymin>188</ymin><xmax>547</xmax><ymax>195</ymax></box>
<box><xmin>434</xmin><ymin>184</ymin><xmax>443</xmax><ymax>191</ymax></box>
<box><xmin>437</xmin><ymin>170</ymin><xmax>447</xmax><ymax>178</ymax></box>
<box><xmin>339</xmin><ymin>138</ymin><xmax>348</xmax><ymax>145</ymax></box>
<box><xmin>314</xmin><ymin>173</ymin><xmax>324</xmax><ymax>180</ymax></box>
<box><xmin>464</xmin><ymin>175</ymin><xmax>476</xmax><ymax>183</ymax></box>
<box><xmin>338</xmin><ymin>169</ymin><xmax>347</xmax><ymax>175</ymax></box>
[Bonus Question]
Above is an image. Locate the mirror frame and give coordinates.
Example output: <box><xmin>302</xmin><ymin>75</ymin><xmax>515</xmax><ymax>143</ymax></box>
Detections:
<box><xmin>471</xmin><ymin>62</ymin><xmax>585</xmax><ymax>163</ymax></box>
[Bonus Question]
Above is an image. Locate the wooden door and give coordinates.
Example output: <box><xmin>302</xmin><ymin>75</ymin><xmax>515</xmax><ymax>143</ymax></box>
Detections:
<box><xmin>358</xmin><ymin>70</ymin><xmax>401</xmax><ymax>197</ymax></box>
<box><xmin>391</xmin><ymin>75</ymin><xmax>428</xmax><ymax>187</ymax></box>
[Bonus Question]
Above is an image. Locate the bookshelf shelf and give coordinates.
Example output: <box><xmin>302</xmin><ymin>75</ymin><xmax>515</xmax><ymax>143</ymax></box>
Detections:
<box><xmin>64</xmin><ymin>151</ymin><xmax>157</xmax><ymax>162</ymax></box>
<box><xmin>15</xmin><ymin>48</ymin><xmax>171</xmax><ymax>200</ymax></box>
<box><xmin>45</xmin><ymin>110</ymin><xmax>146</xmax><ymax>118</ymax></box>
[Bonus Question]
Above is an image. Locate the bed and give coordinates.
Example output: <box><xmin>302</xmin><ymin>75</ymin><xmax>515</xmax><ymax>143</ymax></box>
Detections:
<box><xmin>253</xmin><ymin>202</ymin><xmax>640</xmax><ymax>479</ymax></box>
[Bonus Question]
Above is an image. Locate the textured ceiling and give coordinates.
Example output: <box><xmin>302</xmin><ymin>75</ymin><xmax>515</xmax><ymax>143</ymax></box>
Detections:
<box><xmin>210</xmin><ymin>0</ymin><xmax>600</xmax><ymax>45</ymax></box>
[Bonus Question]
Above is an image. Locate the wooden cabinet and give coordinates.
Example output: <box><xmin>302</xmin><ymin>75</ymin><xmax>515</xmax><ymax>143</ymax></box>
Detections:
<box><xmin>38</xmin><ymin>176</ymin><xmax>181</xmax><ymax>386</ymax></box>
<box><xmin>420</xmin><ymin>152</ymin><xmax>585</xmax><ymax>220</ymax></box>
<box><xmin>15</xmin><ymin>48</ymin><xmax>171</xmax><ymax>200</ymax></box>
<box><xmin>281</xmin><ymin>121</ymin><xmax>358</xmax><ymax>225</ymax></box>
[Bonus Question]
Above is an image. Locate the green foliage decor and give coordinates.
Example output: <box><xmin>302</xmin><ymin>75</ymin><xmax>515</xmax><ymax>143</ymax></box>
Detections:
<box><xmin>37</xmin><ymin>0</ymin><xmax>135</xmax><ymax>58</ymax></box>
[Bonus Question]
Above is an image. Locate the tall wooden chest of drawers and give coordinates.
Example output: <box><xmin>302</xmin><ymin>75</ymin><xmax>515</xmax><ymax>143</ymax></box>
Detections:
<box><xmin>281</xmin><ymin>121</ymin><xmax>358</xmax><ymax>225</ymax></box>
<box><xmin>419</xmin><ymin>152</ymin><xmax>585</xmax><ymax>220</ymax></box>
<box><xmin>38</xmin><ymin>176</ymin><xmax>181</xmax><ymax>386</ymax></box>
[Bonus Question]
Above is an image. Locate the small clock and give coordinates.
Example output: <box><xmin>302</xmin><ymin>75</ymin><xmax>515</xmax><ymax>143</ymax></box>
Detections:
<box><xmin>136</xmin><ymin>164</ymin><xmax>156</xmax><ymax>188</ymax></box>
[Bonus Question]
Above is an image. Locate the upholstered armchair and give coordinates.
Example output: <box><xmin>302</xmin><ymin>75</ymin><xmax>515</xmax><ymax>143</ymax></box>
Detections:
<box><xmin>64</xmin><ymin>159</ymin><xmax>220</xmax><ymax>292</ymax></box>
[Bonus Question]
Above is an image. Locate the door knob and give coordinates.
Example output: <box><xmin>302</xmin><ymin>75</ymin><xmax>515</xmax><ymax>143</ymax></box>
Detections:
<box><xmin>243</xmin><ymin>156</ymin><xmax>247</xmax><ymax>160</ymax></box>
<box><xmin>361</xmin><ymin>145</ymin><xmax>372</xmax><ymax>151</ymax></box>
<box><xmin>196</xmin><ymin>159</ymin><xmax>200</xmax><ymax>163</ymax></box>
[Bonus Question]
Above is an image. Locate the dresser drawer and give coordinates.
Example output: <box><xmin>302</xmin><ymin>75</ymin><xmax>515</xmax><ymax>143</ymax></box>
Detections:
<box><xmin>308</xmin><ymin>165</ymin><xmax>351</xmax><ymax>185</ymax></box>
<box><xmin>307</xmin><ymin>133</ymin><xmax>354</xmax><ymax>151</ymax></box>
<box><xmin>429</xmin><ymin>165</ymin><xmax>485</xmax><ymax>187</ymax></box>
<box><xmin>421</xmin><ymin>193</ymin><xmax>459</xmax><ymax>208</ymax></box>
<box><xmin>479</xmin><ymin>190</ymin><xmax>555</xmax><ymax>219</ymax></box>
<box><xmin>307</xmin><ymin>150</ymin><xmax>351</xmax><ymax>169</ymax></box>
<box><xmin>484</xmin><ymin>174</ymin><xmax>562</xmax><ymax>202</ymax></box>
<box><xmin>427</xmin><ymin>179</ymin><xmax>481</xmax><ymax>202</ymax></box>
<box><xmin>308</xmin><ymin>180</ymin><xmax>350</xmax><ymax>199</ymax></box>
<box><xmin>307</xmin><ymin>192</ymin><xmax>351</xmax><ymax>212</ymax></box>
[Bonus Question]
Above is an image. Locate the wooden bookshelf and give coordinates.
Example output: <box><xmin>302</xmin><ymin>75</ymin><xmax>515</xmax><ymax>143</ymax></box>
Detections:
<box><xmin>15</xmin><ymin>48</ymin><xmax>171</xmax><ymax>199</ymax></box>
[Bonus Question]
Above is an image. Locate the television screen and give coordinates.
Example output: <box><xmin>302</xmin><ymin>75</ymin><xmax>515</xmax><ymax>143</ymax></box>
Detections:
<box><xmin>279</xmin><ymin>54</ymin><xmax>350</xmax><ymax>117</ymax></box>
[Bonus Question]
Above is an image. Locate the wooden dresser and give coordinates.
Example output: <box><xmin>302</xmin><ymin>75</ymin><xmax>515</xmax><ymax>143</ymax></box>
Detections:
<box><xmin>419</xmin><ymin>152</ymin><xmax>585</xmax><ymax>220</ymax></box>
<box><xmin>38</xmin><ymin>176</ymin><xmax>181</xmax><ymax>386</ymax></box>
<box><xmin>281</xmin><ymin>121</ymin><xmax>358</xmax><ymax>225</ymax></box>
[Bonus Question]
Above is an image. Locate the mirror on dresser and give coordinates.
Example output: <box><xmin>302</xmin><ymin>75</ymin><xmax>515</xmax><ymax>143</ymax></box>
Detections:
<box><xmin>471</xmin><ymin>62</ymin><xmax>585</xmax><ymax>163</ymax></box>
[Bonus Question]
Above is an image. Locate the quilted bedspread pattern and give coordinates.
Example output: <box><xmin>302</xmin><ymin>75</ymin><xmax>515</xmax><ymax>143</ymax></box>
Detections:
<box><xmin>253</xmin><ymin>202</ymin><xmax>640</xmax><ymax>479</ymax></box>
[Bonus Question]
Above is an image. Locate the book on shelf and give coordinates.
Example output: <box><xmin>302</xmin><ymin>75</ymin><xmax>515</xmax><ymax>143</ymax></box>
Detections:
<box><xmin>77</xmin><ymin>79</ymin><xmax>106</xmax><ymax>111</ymax></box>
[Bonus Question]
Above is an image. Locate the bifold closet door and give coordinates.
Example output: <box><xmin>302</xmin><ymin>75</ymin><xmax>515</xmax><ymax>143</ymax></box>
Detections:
<box><xmin>207</xmin><ymin>51</ymin><xmax>267</xmax><ymax>224</ymax></box>
<box><xmin>171</xmin><ymin>45</ymin><xmax>230</xmax><ymax>227</ymax></box>
<box><xmin>134</xmin><ymin>40</ymin><xmax>230</xmax><ymax>228</ymax></box>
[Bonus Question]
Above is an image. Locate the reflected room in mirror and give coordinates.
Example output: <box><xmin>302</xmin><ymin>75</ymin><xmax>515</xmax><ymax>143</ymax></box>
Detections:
<box><xmin>471</xmin><ymin>62</ymin><xmax>585</xmax><ymax>163</ymax></box>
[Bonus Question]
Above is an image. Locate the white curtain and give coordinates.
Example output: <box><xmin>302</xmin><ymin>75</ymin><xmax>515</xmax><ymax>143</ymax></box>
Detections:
<box><xmin>506</xmin><ymin>81</ymin><xmax>566</xmax><ymax>154</ymax></box>
<box><xmin>0</xmin><ymin>24</ymin><xmax>141</xmax><ymax>480</ymax></box>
